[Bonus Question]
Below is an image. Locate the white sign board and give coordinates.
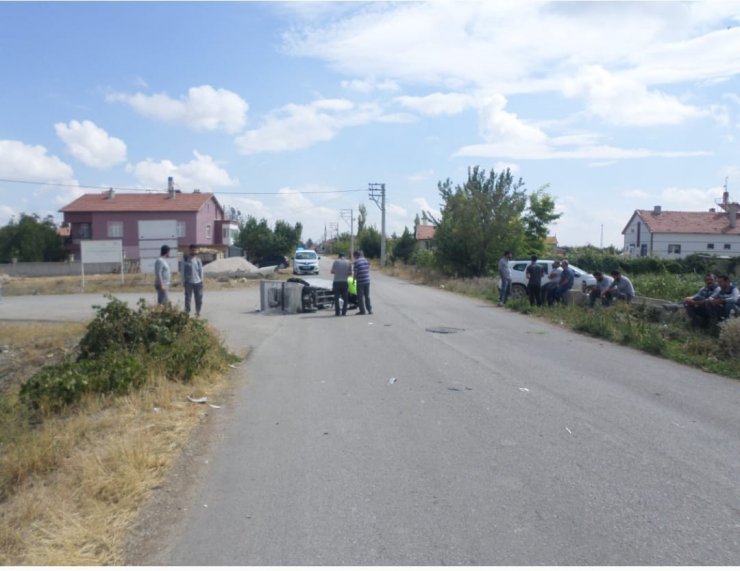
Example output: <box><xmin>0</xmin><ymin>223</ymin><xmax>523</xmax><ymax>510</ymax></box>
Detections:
<box><xmin>80</xmin><ymin>239</ymin><xmax>123</xmax><ymax>264</ymax></box>
<box><xmin>79</xmin><ymin>239</ymin><xmax>124</xmax><ymax>288</ymax></box>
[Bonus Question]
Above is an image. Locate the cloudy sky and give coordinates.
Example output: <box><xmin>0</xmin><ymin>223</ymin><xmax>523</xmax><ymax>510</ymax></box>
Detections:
<box><xmin>1</xmin><ymin>1</ymin><xmax>739</xmax><ymax>248</ymax></box>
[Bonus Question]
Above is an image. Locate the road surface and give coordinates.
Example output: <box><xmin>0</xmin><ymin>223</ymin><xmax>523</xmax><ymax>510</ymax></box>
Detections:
<box><xmin>2</xmin><ymin>261</ymin><xmax>738</xmax><ymax>565</ymax></box>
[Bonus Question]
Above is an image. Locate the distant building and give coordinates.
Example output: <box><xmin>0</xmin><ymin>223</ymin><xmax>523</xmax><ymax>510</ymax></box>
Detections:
<box><xmin>60</xmin><ymin>188</ymin><xmax>239</xmax><ymax>260</ymax></box>
<box><xmin>622</xmin><ymin>194</ymin><xmax>740</xmax><ymax>258</ymax></box>
<box><xmin>415</xmin><ymin>224</ymin><xmax>436</xmax><ymax>250</ymax></box>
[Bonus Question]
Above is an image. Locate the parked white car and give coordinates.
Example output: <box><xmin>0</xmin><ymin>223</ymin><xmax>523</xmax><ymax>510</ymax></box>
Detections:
<box><xmin>508</xmin><ymin>259</ymin><xmax>596</xmax><ymax>298</ymax></box>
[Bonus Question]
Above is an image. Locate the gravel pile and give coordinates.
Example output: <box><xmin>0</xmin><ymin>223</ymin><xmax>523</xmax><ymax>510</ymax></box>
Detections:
<box><xmin>203</xmin><ymin>257</ymin><xmax>268</xmax><ymax>276</ymax></box>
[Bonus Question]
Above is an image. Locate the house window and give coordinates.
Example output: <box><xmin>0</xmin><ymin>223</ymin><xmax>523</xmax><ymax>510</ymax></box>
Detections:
<box><xmin>222</xmin><ymin>227</ymin><xmax>229</xmax><ymax>240</ymax></box>
<box><xmin>176</xmin><ymin>221</ymin><xmax>186</xmax><ymax>238</ymax></box>
<box><xmin>206</xmin><ymin>224</ymin><xmax>212</xmax><ymax>240</ymax></box>
<box><xmin>724</xmin><ymin>243</ymin><xmax>732</xmax><ymax>250</ymax></box>
<box><xmin>668</xmin><ymin>244</ymin><xmax>681</xmax><ymax>254</ymax></box>
<box><xmin>107</xmin><ymin>221</ymin><xmax>123</xmax><ymax>238</ymax></box>
<box><xmin>79</xmin><ymin>223</ymin><xmax>91</xmax><ymax>239</ymax></box>
<box><xmin>707</xmin><ymin>243</ymin><xmax>715</xmax><ymax>250</ymax></box>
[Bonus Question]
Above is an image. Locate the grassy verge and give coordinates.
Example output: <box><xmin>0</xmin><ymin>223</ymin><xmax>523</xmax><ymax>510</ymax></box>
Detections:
<box><xmin>0</xmin><ymin>299</ymin><xmax>238</xmax><ymax>565</ymax></box>
<box><xmin>383</xmin><ymin>262</ymin><xmax>740</xmax><ymax>380</ymax></box>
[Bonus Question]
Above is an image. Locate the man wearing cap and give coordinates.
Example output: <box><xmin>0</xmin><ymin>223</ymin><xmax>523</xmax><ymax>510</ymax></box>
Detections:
<box><xmin>331</xmin><ymin>252</ymin><xmax>352</xmax><ymax>316</ymax></box>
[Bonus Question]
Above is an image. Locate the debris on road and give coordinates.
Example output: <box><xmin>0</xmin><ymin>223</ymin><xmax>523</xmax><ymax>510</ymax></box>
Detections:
<box><xmin>187</xmin><ymin>395</ymin><xmax>208</xmax><ymax>404</ymax></box>
<box><xmin>388</xmin><ymin>377</ymin><xmax>397</xmax><ymax>385</ymax></box>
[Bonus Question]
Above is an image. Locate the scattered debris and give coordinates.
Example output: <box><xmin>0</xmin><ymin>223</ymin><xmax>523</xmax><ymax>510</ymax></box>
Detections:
<box><xmin>152</xmin><ymin>407</ymin><xmax>160</xmax><ymax>413</ymax></box>
<box><xmin>228</xmin><ymin>364</ymin><xmax>238</xmax><ymax>369</ymax></box>
<box><xmin>388</xmin><ymin>377</ymin><xmax>397</xmax><ymax>385</ymax></box>
<box><xmin>208</xmin><ymin>403</ymin><xmax>221</xmax><ymax>409</ymax></box>
<box><xmin>518</xmin><ymin>387</ymin><xmax>530</xmax><ymax>393</ymax></box>
<box><xmin>565</xmin><ymin>427</ymin><xmax>573</xmax><ymax>435</ymax></box>
<box><xmin>187</xmin><ymin>395</ymin><xmax>208</xmax><ymax>404</ymax></box>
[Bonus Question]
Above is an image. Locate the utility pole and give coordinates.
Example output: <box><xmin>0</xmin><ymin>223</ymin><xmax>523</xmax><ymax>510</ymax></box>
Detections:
<box><xmin>368</xmin><ymin>183</ymin><xmax>386</xmax><ymax>266</ymax></box>
<box><xmin>340</xmin><ymin>208</ymin><xmax>355</xmax><ymax>257</ymax></box>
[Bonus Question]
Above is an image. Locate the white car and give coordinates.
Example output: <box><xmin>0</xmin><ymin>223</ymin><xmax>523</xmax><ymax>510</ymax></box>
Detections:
<box><xmin>508</xmin><ymin>259</ymin><xmax>596</xmax><ymax>298</ymax></box>
<box><xmin>292</xmin><ymin>249</ymin><xmax>320</xmax><ymax>275</ymax></box>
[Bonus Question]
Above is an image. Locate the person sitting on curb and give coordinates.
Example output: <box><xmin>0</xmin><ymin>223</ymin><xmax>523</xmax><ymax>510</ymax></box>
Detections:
<box><xmin>709</xmin><ymin>274</ymin><xmax>739</xmax><ymax>322</ymax></box>
<box><xmin>683</xmin><ymin>273</ymin><xmax>719</xmax><ymax>328</ymax></box>
<box><xmin>588</xmin><ymin>270</ymin><xmax>614</xmax><ymax>308</ymax></box>
<box><xmin>551</xmin><ymin>259</ymin><xmax>574</xmax><ymax>305</ymax></box>
<box><xmin>540</xmin><ymin>260</ymin><xmax>562</xmax><ymax>306</ymax></box>
<box><xmin>603</xmin><ymin>270</ymin><xmax>635</xmax><ymax>306</ymax></box>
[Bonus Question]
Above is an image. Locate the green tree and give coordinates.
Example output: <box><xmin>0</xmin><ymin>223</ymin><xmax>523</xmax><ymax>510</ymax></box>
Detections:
<box><xmin>272</xmin><ymin>219</ymin><xmax>303</xmax><ymax>254</ymax></box>
<box><xmin>392</xmin><ymin>227</ymin><xmax>416</xmax><ymax>263</ymax></box>
<box><xmin>358</xmin><ymin>226</ymin><xmax>381</xmax><ymax>258</ymax></box>
<box><xmin>0</xmin><ymin>213</ymin><xmax>65</xmax><ymax>262</ymax></box>
<box><xmin>522</xmin><ymin>189</ymin><xmax>561</xmax><ymax>255</ymax></box>
<box><xmin>357</xmin><ymin>204</ymin><xmax>368</xmax><ymax>235</ymax></box>
<box><xmin>237</xmin><ymin>216</ymin><xmax>273</xmax><ymax>260</ymax></box>
<box><xmin>429</xmin><ymin>166</ymin><xmax>527</xmax><ymax>277</ymax></box>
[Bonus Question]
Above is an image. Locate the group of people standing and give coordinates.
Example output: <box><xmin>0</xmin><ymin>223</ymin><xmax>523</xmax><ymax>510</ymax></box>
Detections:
<box><xmin>154</xmin><ymin>243</ymin><xmax>204</xmax><ymax>316</ymax></box>
<box><xmin>331</xmin><ymin>250</ymin><xmax>372</xmax><ymax>317</ymax></box>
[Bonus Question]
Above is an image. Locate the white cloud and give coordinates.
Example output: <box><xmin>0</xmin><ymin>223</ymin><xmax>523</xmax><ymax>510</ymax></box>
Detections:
<box><xmin>0</xmin><ymin>140</ymin><xmax>75</xmax><ymax>181</ymax></box>
<box><xmin>55</xmin><ymin>120</ymin><xmax>127</xmax><ymax>168</ymax></box>
<box><xmin>107</xmin><ymin>85</ymin><xmax>248</xmax><ymax>133</ymax></box>
<box><xmin>407</xmin><ymin>169</ymin><xmax>435</xmax><ymax>182</ymax></box>
<box><xmin>455</xmin><ymin>93</ymin><xmax>710</xmax><ymax>160</ymax></box>
<box><xmin>623</xmin><ymin>189</ymin><xmax>651</xmax><ymax>199</ymax></box>
<box><xmin>127</xmin><ymin>151</ymin><xmax>239</xmax><ymax>191</ymax></box>
<box><xmin>412</xmin><ymin>197</ymin><xmax>440</xmax><ymax>221</ymax></box>
<box><xmin>395</xmin><ymin>92</ymin><xmax>475</xmax><ymax>116</ymax></box>
<box><xmin>341</xmin><ymin>78</ymin><xmax>400</xmax><ymax>93</ymax></box>
<box><xmin>563</xmin><ymin>65</ymin><xmax>707</xmax><ymax>126</ymax></box>
<box><xmin>493</xmin><ymin>162</ymin><xmax>520</xmax><ymax>175</ymax></box>
<box><xmin>284</xmin><ymin>2</ymin><xmax>740</xmax><ymax>94</ymax></box>
<box><xmin>659</xmin><ymin>186</ymin><xmax>724</xmax><ymax>210</ymax></box>
<box><xmin>234</xmin><ymin>99</ymin><xmax>398</xmax><ymax>155</ymax></box>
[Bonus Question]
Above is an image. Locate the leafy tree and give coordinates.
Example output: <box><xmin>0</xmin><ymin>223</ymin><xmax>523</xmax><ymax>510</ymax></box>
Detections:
<box><xmin>428</xmin><ymin>166</ymin><xmax>527</xmax><ymax>277</ymax></box>
<box><xmin>236</xmin><ymin>216</ymin><xmax>303</xmax><ymax>260</ymax></box>
<box><xmin>358</xmin><ymin>226</ymin><xmax>381</xmax><ymax>258</ymax></box>
<box><xmin>522</xmin><ymin>189</ymin><xmax>561</xmax><ymax>255</ymax></box>
<box><xmin>357</xmin><ymin>204</ymin><xmax>368</xmax><ymax>235</ymax></box>
<box><xmin>0</xmin><ymin>213</ymin><xmax>65</xmax><ymax>262</ymax></box>
<box><xmin>272</xmin><ymin>219</ymin><xmax>303</xmax><ymax>254</ymax></box>
<box><xmin>391</xmin><ymin>227</ymin><xmax>416</xmax><ymax>263</ymax></box>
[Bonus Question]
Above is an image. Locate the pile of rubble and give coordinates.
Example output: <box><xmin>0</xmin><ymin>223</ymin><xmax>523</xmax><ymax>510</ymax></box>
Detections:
<box><xmin>202</xmin><ymin>257</ymin><xmax>276</xmax><ymax>278</ymax></box>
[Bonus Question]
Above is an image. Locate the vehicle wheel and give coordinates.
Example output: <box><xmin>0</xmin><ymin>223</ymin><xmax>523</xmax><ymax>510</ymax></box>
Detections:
<box><xmin>511</xmin><ymin>284</ymin><xmax>527</xmax><ymax>299</ymax></box>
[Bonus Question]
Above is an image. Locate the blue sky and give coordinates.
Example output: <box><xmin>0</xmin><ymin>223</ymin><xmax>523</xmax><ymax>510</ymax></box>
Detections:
<box><xmin>1</xmin><ymin>1</ymin><xmax>739</xmax><ymax>248</ymax></box>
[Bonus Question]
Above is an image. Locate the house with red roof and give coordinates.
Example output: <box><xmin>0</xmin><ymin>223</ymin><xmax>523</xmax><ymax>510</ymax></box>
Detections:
<box><xmin>60</xmin><ymin>188</ymin><xmax>239</xmax><ymax>261</ymax></box>
<box><xmin>622</xmin><ymin>193</ymin><xmax>740</xmax><ymax>258</ymax></box>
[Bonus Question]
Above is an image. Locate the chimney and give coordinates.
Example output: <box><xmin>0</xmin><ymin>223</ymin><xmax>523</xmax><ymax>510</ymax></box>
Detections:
<box><xmin>729</xmin><ymin>203</ymin><xmax>738</xmax><ymax>229</ymax></box>
<box><xmin>653</xmin><ymin>205</ymin><xmax>662</xmax><ymax>215</ymax></box>
<box><xmin>167</xmin><ymin>176</ymin><xmax>176</xmax><ymax>199</ymax></box>
<box><xmin>105</xmin><ymin>187</ymin><xmax>114</xmax><ymax>199</ymax></box>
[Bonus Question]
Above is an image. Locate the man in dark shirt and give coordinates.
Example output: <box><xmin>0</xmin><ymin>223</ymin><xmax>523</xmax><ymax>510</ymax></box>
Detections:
<box><xmin>525</xmin><ymin>255</ymin><xmax>543</xmax><ymax>306</ymax></box>
<box><xmin>551</xmin><ymin>259</ymin><xmax>574</xmax><ymax>305</ymax></box>
<box><xmin>683</xmin><ymin>273</ymin><xmax>719</xmax><ymax>328</ymax></box>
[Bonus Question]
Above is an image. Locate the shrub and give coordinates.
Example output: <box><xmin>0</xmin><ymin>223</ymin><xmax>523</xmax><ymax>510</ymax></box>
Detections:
<box><xmin>718</xmin><ymin>318</ymin><xmax>740</xmax><ymax>357</ymax></box>
<box><xmin>20</xmin><ymin>296</ymin><xmax>234</xmax><ymax>413</ymax></box>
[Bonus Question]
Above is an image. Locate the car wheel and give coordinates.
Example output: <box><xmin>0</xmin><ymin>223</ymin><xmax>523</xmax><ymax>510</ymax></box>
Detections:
<box><xmin>511</xmin><ymin>284</ymin><xmax>527</xmax><ymax>299</ymax></box>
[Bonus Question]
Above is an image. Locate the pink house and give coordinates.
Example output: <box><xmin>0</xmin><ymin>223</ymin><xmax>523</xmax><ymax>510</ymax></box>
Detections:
<box><xmin>60</xmin><ymin>189</ymin><xmax>239</xmax><ymax>260</ymax></box>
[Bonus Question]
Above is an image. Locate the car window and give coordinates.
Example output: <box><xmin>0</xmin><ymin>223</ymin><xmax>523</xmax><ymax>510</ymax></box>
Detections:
<box><xmin>295</xmin><ymin>252</ymin><xmax>317</xmax><ymax>260</ymax></box>
<box><xmin>512</xmin><ymin>263</ymin><xmax>527</xmax><ymax>271</ymax></box>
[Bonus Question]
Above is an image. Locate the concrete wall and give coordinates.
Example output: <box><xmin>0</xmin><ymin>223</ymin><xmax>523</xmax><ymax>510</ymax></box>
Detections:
<box><xmin>0</xmin><ymin>261</ymin><xmax>128</xmax><ymax>277</ymax></box>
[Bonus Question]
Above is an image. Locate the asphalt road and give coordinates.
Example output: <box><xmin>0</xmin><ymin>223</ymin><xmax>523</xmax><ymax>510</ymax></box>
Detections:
<box><xmin>2</xmin><ymin>262</ymin><xmax>738</xmax><ymax>565</ymax></box>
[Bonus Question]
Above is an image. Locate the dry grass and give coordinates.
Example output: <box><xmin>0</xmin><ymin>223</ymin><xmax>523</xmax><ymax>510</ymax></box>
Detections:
<box><xmin>1</xmin><ymin>271</ymin><xmax>275</xmax><ymax>297</ymax></box>
<box><xmin>0</xmin><ymin>321</ymin><xmax>236</xmax><ymax>565</ymax></box>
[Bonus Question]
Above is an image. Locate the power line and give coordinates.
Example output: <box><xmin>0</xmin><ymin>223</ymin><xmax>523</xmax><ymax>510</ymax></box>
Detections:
<box><xmin>0</xmin><ymin>177</ymin><xmax>367</xmax><ymax>195</ymax></box>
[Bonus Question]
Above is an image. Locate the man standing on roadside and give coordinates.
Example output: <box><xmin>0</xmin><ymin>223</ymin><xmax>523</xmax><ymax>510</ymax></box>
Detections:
<box><xmin>154</xmin><ymin>244</ymin><xmax>171</xmax><ymax>305</ymax></box>
<box><xmin>525</xmin><ymin>255</ymin><xmax>543</xmax><ymax>306</ymax></box>
<box><xmin>183</xmin><ymin>244</ymin><xmax>204</xmax><ymax>317</ymax></box>
<box><xmin>497</xmin><ymin>250</ymin><xmax>513</xmax><ymax>306</ymax></box>
<box><xmin>331</xmin><ymin>252</ymin><xmax>352</xmax><ymax>316</ymax></box>
<box><xmin>352</xmin><ymin>249</ymin><xmax>373</xmax><ymax>315</ymax></box>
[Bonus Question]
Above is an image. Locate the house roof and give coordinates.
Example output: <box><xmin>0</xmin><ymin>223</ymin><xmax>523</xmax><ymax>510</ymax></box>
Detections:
<box><xmin>623</xmin><ymin>209</ymin><xmax>740</xmax><ymax>236</ymax></box>
<box><xmin>60</xmin><ymin>191</ymin><xmax>219</xmax><ymax>213</ymax></box>
<box><xmin>415</xmin><ymin>224</ymin><xmax>436</xmax><ymax>240</ymax></box>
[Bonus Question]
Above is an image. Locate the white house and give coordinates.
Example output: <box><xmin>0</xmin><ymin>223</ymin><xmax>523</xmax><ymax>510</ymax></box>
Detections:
<box><xmin>622</xmin><ymin>198</ymin><xmax>740</xmax><ymax>258</ymax></box>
